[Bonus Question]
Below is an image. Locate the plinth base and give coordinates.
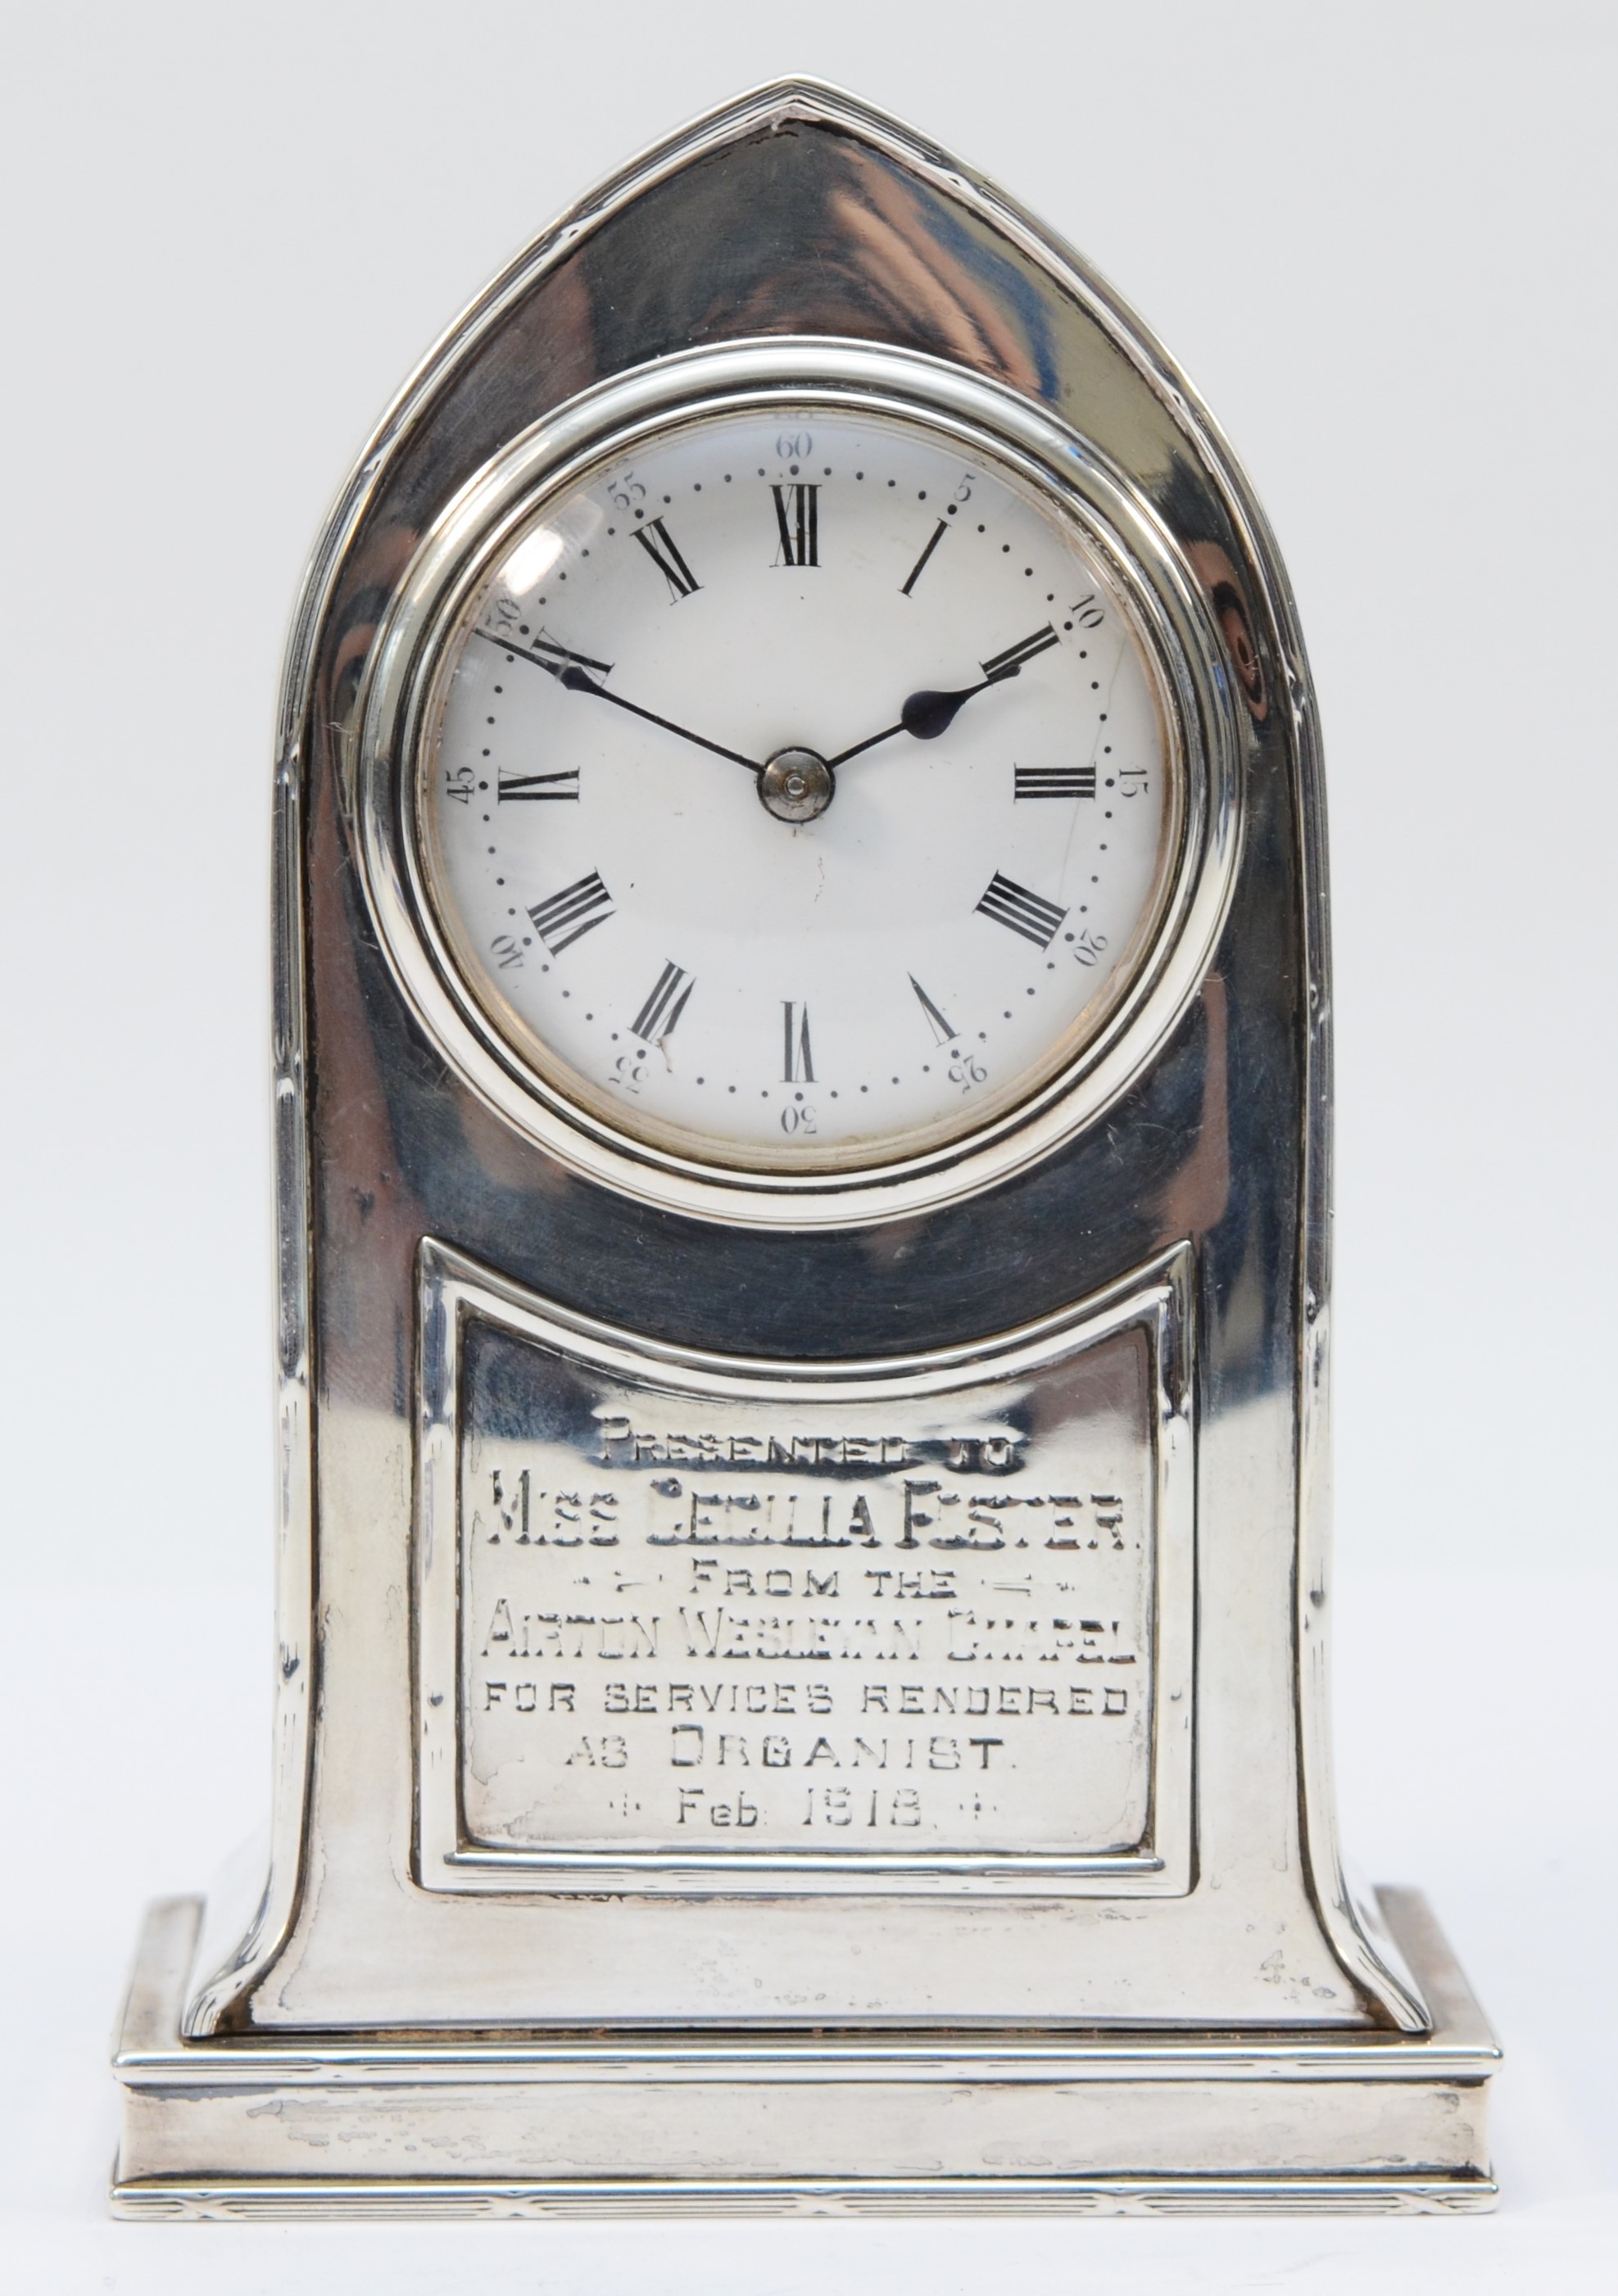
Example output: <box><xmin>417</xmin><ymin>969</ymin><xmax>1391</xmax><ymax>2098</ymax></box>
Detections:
<box><xmin>111</xmin><ymin>1889</ymin><xmax>1498</xmax><ymax>2218</ymax></box>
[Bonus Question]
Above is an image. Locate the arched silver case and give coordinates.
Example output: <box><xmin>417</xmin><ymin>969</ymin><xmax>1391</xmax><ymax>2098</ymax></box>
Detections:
<box><xmin>112</xmin><ymin>79</ymin><xmax>1498</xmax><ymax>2217</ymax></box>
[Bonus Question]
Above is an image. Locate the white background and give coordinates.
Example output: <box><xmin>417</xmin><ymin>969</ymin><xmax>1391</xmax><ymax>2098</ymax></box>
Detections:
<box><xmin>2</xmin><ymin>1</ymin><xmax>1613</xmax><ymax>2288</ymax></box>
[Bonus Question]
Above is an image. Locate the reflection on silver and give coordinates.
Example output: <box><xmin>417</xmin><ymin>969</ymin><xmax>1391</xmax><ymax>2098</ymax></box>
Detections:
<box><xmin>758</xmin><ymin>745</ymin><xmax>834</xmax><ymax>823</ymax></box>
<box><xmin>111</xmin><ymin>78</ymin><xmax>1498</xmax><ymax>2215</ymax></box>
<box><xmin>114</xmin><ymin>1891</ymin><xmax>1498</xmax><ymax>2217</ymax></box>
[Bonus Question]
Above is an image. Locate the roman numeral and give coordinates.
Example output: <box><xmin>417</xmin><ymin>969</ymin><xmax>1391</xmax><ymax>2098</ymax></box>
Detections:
<box><xmin>1014</xmin><ymin>765</ymin><xmax>1096</xmax><ymax>799</ymax></box>
<box><xmin>474</xmin><ymin>625</ymin><xmax>613</xmax><ymax>679</ymax></box>
<box><xmin>782</xmin><ymin>1001</ymin><xmax>814</xmax><ymax>1083</ymax></box>
<box><xmin>981</xmin><ymin>623</ymin><xmax>1059</xmax><ymax>679</ymax></box>
<box><xmin>631</xmin><ymin>961</ymin><xmax>694</xmax><ymax>1044</ymax></box>
<box><xmin>909</xmin><ymin>976</ymin><xmax>958</xmax><ymax>1044</ymax></box>
<box><xmin>900</xmin><ymin>518</ymin><xmax>948</xmax><ymax>596</ymax></box>
<box><xmin>528</xmin><ymin>870</ymin><xmax>614</xmax><ymax>954</ymax></box>
<box><xmin>633</xmin><ymin>517</ymin><xmax>700</xmax><ymax>600</ymax></box>
<box><xmin>772</xmin><ymin>483</ymin><xmax>819</xmax><ymax>567</ymax></box>
<box><xmin>498</xmin><ymin>768</ymin><xmax>580</xmax><ymax>802</ymax></box>
<box><xmin>975</xmin><ymin>871</ymin><xmax>1067</xmax><ymax>949</ymax></box>
<box><xmin>524</xmin><ymin>630</ymin><xmax>614</xmax><ymax>677</ymax></box>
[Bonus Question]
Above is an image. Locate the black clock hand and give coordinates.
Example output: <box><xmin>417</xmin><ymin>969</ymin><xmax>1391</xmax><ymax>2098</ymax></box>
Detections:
<box><xmin>824</xmin><ymin>623</ymin><xmax>1060</xmax><ymax>769</ymax></box>
<box><xmin>823</xmin><ymin>668</ymin><xmax>1016</xmax><ymax>768</ymax></box>
<box><xmin>477</xmin><ymin>630</ymin><xmax>760</xmax><ymax>772</ymax></box>
<box><xmin>826</xmin><ymin>670</ymin><xmax>1016</xmax><ymax>766</ymax></box>
<box><xmin>558</xmin><ymin>664</ymin><xmax>759</xmax><ymax>772</ymax></box>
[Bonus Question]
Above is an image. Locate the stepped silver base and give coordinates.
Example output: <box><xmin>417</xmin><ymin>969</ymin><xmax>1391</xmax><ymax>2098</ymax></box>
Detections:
<box><xmin>111</xmin><ymin>1888</ymin><xmax>1498</xmax><ymax>2219</ymax></box>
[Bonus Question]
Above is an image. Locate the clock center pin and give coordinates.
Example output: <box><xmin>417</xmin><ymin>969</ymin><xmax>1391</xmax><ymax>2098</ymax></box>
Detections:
<box><xmin>759</xmin><ymin>745</ymin><xmax>834</xmax><ymax>822</ymax></box>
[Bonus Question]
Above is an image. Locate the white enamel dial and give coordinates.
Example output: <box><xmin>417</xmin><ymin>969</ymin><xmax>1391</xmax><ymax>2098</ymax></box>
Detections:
<box><xmin>421</xmin><ymin>404</ymin><xmax>1176</xmax><ymax>1171</ymax></box>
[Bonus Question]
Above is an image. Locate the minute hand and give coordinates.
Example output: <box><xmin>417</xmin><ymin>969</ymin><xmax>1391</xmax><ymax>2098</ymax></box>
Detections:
<box><xmin>558</xmin><ymin>665</ymin><xmax>759</xmax><ymax>772</ymax></box>
<box><xmin>825</xmin><ymin>623</ymin><xmax>1059</xmax><ymax>769</ymax></box>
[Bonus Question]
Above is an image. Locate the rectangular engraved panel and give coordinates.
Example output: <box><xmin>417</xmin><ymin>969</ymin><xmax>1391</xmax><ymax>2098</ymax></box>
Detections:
<box><xmin>415</xmin><ymin>1241</ymin><xmax>1194</xmax><ymax>1896</ymax></box>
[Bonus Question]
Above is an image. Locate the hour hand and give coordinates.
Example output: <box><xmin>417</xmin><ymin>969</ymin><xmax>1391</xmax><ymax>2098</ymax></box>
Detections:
<box><xmin>827</xmin><ymin>623</ymin><xmax>1059</xmax><ymax>768</ymax></box>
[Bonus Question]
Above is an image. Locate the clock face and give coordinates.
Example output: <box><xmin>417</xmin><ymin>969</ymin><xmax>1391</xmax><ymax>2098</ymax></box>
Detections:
<box><xmin>419</xmin><ymin>403</ymin><xmax>1178</xmax><ymax>1173</ymax></box>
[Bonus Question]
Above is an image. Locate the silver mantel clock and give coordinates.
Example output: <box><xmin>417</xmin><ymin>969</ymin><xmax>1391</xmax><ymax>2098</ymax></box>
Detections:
<box><xmin>111</xmin><ymin>82</ymin><xmax>1499</xmax><ymax>2216</ymax></box>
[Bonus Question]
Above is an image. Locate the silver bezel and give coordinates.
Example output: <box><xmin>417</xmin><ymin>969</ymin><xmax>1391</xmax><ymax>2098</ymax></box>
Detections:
<box><xmin>356</xmin><ymin>339</ymin><xmax>1241</xmax><ymax>1229</ymax></box>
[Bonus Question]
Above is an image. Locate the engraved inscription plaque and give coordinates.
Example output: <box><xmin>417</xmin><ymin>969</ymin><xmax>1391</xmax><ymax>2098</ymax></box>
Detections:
<box><xmin>416</xmin><ymin>1239</ymin><xmax>1194</xmax><ymax>1895</ymax></box>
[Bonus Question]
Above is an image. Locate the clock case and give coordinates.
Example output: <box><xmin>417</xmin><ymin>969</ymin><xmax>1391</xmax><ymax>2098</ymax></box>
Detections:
<box><xmin>111</xmin><ymin>79</ymin><xmax>1498</xmax><ymax>2216</ymax></box>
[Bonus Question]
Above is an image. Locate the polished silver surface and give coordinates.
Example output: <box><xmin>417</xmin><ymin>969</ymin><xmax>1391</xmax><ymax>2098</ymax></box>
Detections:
<box><xmin>112</xmin><ymin>1892</ymin><xmax>1499</xmax><ymax>2215</ymax></box>
<box><xmin>113</xmin><ymin>75</ymin><xmax>1496</xmax><ymax>2211</ymax></box>
<box><xmin>759</xmin><ymin>745</ymin><xmax>832</xmax><ymax>822</ymax></box>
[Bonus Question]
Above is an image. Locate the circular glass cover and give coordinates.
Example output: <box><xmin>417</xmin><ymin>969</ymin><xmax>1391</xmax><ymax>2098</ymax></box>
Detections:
<box><xmin>420</xmin><ymin>402</ymin><xmax>1179</xmax><ymax>1172</ymax></box>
